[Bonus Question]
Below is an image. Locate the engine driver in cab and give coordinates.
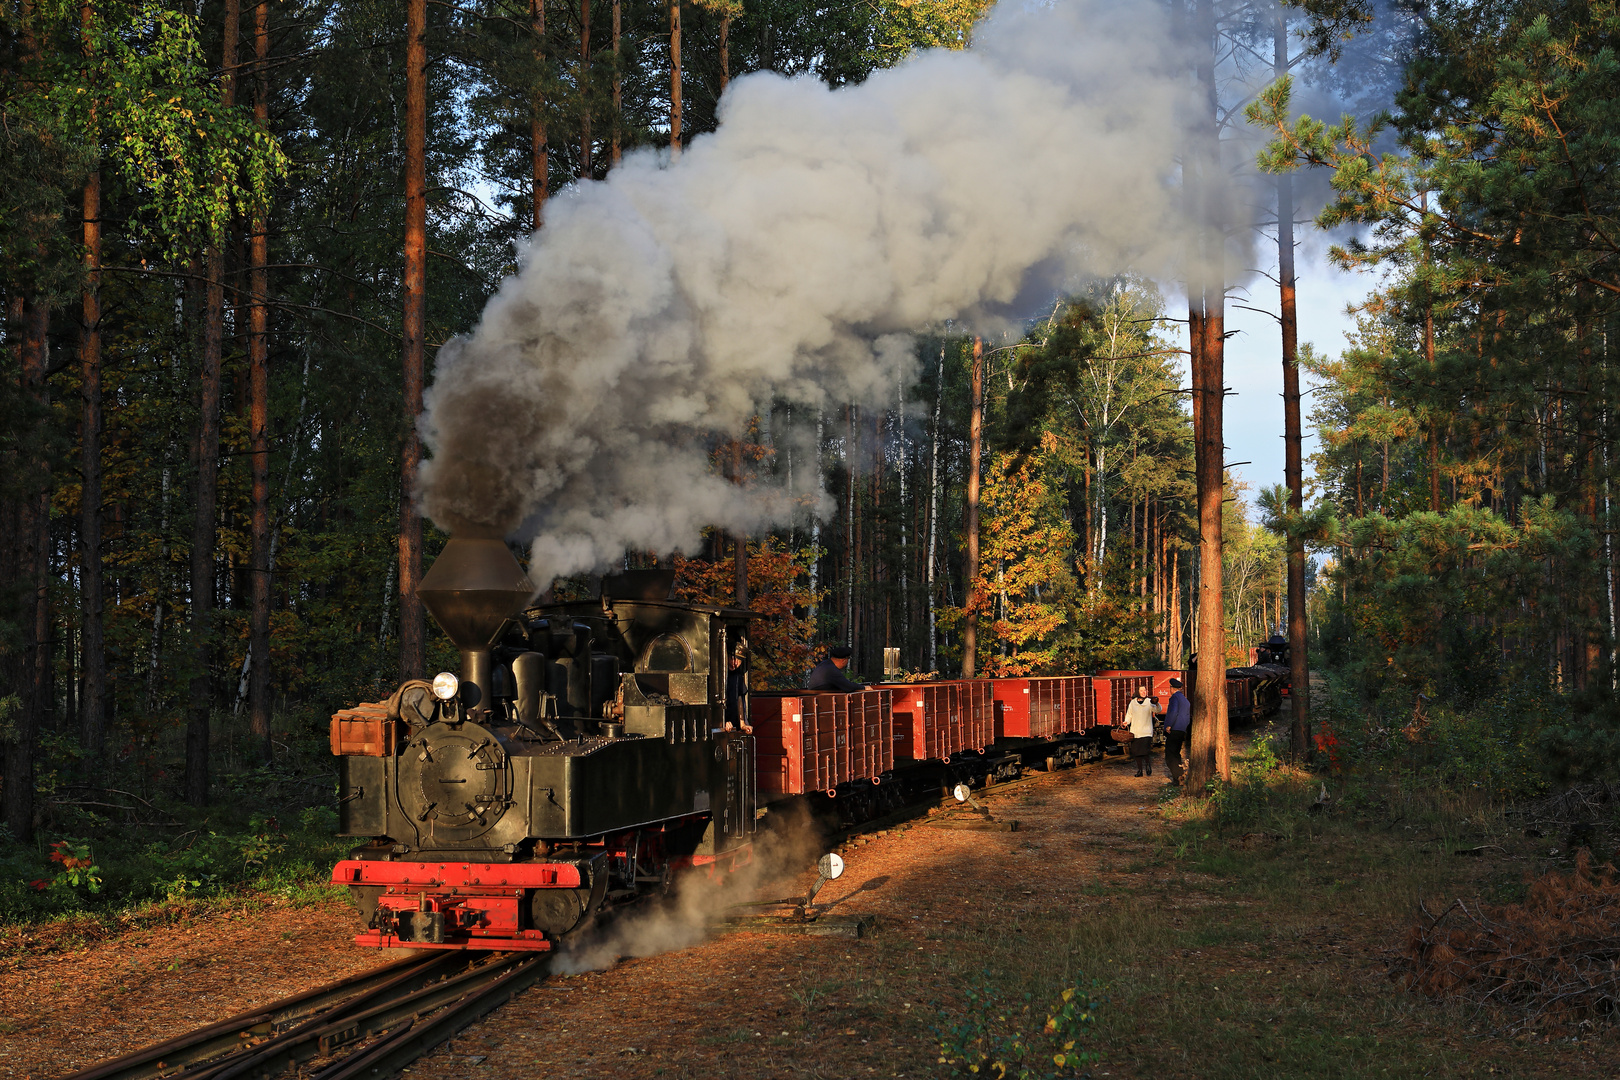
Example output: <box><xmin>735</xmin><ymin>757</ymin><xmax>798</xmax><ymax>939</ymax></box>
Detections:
<box><xmin>807</xmin><ymin>645</ymin><xmax>865</xmax><ymax>693</ymax></box>
<box><xmin>725</xmin><ymin>640</ymin><xmax>753</xmax><ymax>733</ymax></box>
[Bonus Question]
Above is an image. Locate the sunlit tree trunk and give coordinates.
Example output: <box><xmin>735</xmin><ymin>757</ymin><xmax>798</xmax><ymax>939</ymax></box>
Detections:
<box><xmin>927</xmin><ymin>346</ymin><xmax>943</xmax><ymax>672</ymax></box>
<box><xmin>1187</xmin><ymin>0</ymin><xmax>1229</xmax><ymax>791</ymax></box>
<box><xmin>669</xmin><ymin>0</ymin><xmax>682</xmax><ymax>158</ymax></box>
<box><xmin>400</xmin><ymin>0</ymin><xmax>427</xmax><ymax>679</ymax></box>
<box><xmin>719</xmin><ymin>7</ymin><xmax>730</xmax><ymax>93</ymax></box>
<box><xmin>610</xmin><ymin>0</ymin><xmax>621</xmax><ymax>166</ymax></box>
<box><xmin>732</xmin><ymin>439</ymin><xmax>747</xmax><ymax>606</ymax></box>
<box><xmin>1275</xmin><ymin>14</ymin><xmax>1311</xmax><ymax>761</ymax></box>
<box><xmin>963</xmin><ymin>337</ymin><xmax>983</xmax><ymax>677</ymax></box>
<box><xmin>532</xmin><ymin>0</ymin><xmax>548</xmax><ymax>227</ymax></box>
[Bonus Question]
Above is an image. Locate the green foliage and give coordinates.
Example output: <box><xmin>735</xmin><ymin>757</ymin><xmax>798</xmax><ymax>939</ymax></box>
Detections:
<box><xmin>43</xmin><ymin>838</ymin><xmax>103</xmax><ymax>894</ymax></box>
<box><xmin>0</xmin><ymin>801</ymin><xmax>350</xmax><ymax>925</ymax></box>
<box><xmin>1320</xmin><ymin>500</ymin><xmax>1595</xmax><ymax>700</ymax></box>
<box><xmin>933</xmin><ymin>974</ymin><xmax>1101</xmax><ymax>1079</ymax></box>
<box><xmin>1250</xmin><ymin>3</ymin><xmax>1620</xmax><ymax>725</ymax></box>
<box><xmin>1206</xmin><ymin>735</ymin><xmax>1291</xmax><ymax>827</ymax></box>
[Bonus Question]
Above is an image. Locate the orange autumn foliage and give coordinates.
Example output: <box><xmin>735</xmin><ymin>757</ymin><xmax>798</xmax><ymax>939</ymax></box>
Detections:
<box><xmin>948</xmin><ymin>434</ymin><xmax>1078</xmax><ymax>676</ymax></box>
<box><xmin>669</xmin><ymin>536</ymin><xmax>824</xmax><ymax>688</ymax></box>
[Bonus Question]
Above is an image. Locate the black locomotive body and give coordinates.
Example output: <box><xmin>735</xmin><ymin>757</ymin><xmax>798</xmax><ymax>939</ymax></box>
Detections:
<box><xmin>330</xmin><ymin>536</ymin><xmax>756</xmax><ymax>952</ymax></box>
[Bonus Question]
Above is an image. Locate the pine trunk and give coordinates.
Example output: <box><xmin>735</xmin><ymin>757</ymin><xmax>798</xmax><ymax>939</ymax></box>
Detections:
<box><xmin>580</xmin><ymin>0</ymin><xmax>591</xmax><ymax>175</ymax></box>
<box><xmin>926</xmin><ymin>347</ymin><xmax>943</xmax><ymax>672</ymax></box>
<box><xmin>669</xmin><ymin>0</ymin><xmax>682</xmax><ymax>158</ymax></box>
<box><xmin>963</xmin><ymin>338</ymin><xmax>983</xmax><ymax>678</ymax></box>
<box><xmin>719</xmin><ymin>12</ymin><xmax>730</xmax><ymax>92</ymax></box>
<box><xmin>1187</xmin><ymin>0</ymin><xmax>1229</xmax><ymax>791</ymax></box>
<box><xmin>610</xmin><ymin>0</ymin><xmax>621</xmax><ymax>166</ymax></box>
<box><xmin>80</xmin><ymin>159</ymin><xmax>106</xmax><ymax>763</ymax></box>
<box><xmin>248</xmin><ymin>0</ymin><xmax>273</xmax><ymax>761</ymax></box>
<box><xmin>532</xmin><ymin>0</ymin><xmax>549</xmax><ymax>227</ymax></box>
<box><xmin>1275</xmin><ymin>16</ymin><xmax>1311</xmax><ymax>761</ymax></box>
<box><xmin>400</xmin><ymin>0</ymin><xmax>428</xmax><ymax>681</ymax></box>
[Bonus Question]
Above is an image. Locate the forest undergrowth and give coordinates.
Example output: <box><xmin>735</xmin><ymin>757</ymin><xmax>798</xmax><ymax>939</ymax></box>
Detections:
<box><xmin>0</xmin><ymin>711</ymin><xmax>348</xmax><ymax>947</ymax></box>
<box><xmin>1145</xmin><ymin>673</ymin><xmax>1620</xmax><ymax>1056</ymax></box>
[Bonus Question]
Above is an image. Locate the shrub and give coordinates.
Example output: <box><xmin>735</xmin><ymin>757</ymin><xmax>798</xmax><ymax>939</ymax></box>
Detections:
<box><xmin>933</xmin><ymin>973</ymin><xmax>1101</xmax><ymax>1078</ymax></box>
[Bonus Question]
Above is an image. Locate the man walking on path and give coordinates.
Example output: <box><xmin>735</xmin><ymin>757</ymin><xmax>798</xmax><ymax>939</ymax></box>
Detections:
<box><xmin>1162</xmin><ymin>677</ymin><xmax>1191</xmax><ymax>785</ymax></box>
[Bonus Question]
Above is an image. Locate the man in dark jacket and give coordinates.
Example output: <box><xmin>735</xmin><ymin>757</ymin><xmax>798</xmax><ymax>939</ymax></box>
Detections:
<box><xmin>807</xmin><ymin>646</ymin><xmax>864</xmax><ymax>692</ymax></box>
<box><xmin>1162</xmin><ymin>677</ymin><xmax>1191</xmax><ymax>784</ymax></box>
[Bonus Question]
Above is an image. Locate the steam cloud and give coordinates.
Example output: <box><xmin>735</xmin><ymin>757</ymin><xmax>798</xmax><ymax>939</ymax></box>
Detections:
<box><xmin>419</xmin><ymin>0</ymin><xmax>1194</xmax><ymax>582</ymax></box>
<box><xmin>550</xmin><ymin>806</ymin><xmax>822</xmax><ymax>975</ymax></box>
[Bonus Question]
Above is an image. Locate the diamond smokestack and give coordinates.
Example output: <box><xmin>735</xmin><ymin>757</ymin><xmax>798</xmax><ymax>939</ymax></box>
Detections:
<box><xmin>416</xmin><ymin>530</ymin><xmax>537</xmax><ymax>720</ymax></box>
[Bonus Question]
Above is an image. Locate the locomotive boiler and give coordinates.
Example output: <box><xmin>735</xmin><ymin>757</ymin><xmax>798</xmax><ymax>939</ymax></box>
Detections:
<box><xmin>328</xmin><ymin>532</ymin><xmax>757</xmax><ymax>951</ymax></box>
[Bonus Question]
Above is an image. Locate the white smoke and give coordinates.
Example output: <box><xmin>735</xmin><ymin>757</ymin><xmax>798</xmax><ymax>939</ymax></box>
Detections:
<box><xmin>419</xmin><ymin>0</ymin><xmax>1194</xmax><ymax>582</ymax></box>
<box><xmin>551</xmin><ymin>806</ymin><xmax>823</xmax><ymax>975</ymax></box>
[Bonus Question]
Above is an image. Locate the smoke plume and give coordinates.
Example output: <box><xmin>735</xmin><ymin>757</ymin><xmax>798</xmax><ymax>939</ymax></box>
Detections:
<box><xmin>550</xmin><ymin>806</ymin><xmax>822</xmax><ymax>975</ymax></box>
<box><xmin>419</xmin><ymin>0</ymin><xmax>1193</xmax><ymax>582</ymax></box>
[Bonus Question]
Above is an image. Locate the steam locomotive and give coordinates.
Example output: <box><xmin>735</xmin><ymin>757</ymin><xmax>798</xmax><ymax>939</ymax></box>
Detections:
<box><xmin>328</xmin><ymin>534</ymin><xmax>757</xmax><ymax>952</ymax></box>
<box><xmin>327</xmin><ymin>535</ymin><xmax>1289</xmax><ymax>953</ymax></box>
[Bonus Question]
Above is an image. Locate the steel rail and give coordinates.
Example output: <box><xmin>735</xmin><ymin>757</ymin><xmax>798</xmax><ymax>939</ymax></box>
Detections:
<box><xmin>310</xmin><ymin>955</ymin><xmax>549</xmax><ymax>1080</ymax></box>
<box><xmin>187</xmin><ymin>952</ymin><xmax>535</xmax><ymax>1080</ymax></box>
<box><xmin>56</xmin><ymin>952</ymin><xmax>453</xmax><ymax>1080</ymax></box>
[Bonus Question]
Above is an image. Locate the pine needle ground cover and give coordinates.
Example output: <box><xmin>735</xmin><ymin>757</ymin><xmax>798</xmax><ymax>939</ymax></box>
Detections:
<box><xmin>1396</xmin><ymin>851</ymin><xmax>1620</xmax><ymax>1036</ymax></box>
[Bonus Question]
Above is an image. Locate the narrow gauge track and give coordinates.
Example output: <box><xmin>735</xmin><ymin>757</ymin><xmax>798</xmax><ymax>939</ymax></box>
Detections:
<box><xmin>824</xmin><ymin>743</ymin><xmax>1130</xmax><ymax>840</ymax></box>
<box><xmin>62</xmin><ymin>751</ymin><xmax>1133</xmax><ymax>1080</ymax></box>
<box><xmin>59</xmin><ymin>949</ymin><xmax>546</xmax><ymax>1080</ymax></box>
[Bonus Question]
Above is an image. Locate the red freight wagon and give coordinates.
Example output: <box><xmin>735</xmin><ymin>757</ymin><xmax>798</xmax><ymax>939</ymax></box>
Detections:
<box><xmin>749</xmin><ymin>689</ymin><xmax>893</xmax><ymax>797</ymax></box>
<box><xmin>962</xmin><ymin>679</ymin><xmax>995</xmax><ymax>751</ymax></box>
<box><xmin>1092</xmin><ymin>670</ymin><xmax>1184</xmax><ymax>727</ymax></box>
<box><xmin>992</xmin><ymin>676</ymin><xmax>1082</xmax><ymax>739</ymax></box>
<box><xmin>1226</xmin><ymin>677</ymin><xmax>1254</xmax><ymax>719</ymax></box>
<box><xmin>1070</xmin><ymin>675</ymin><xmax>1099</xmax><ymax>731</ymax></box>
<box><xmin>885</xmin><ymin>680</ymin><xmax>995</xmax><ymax>762</ymax></box>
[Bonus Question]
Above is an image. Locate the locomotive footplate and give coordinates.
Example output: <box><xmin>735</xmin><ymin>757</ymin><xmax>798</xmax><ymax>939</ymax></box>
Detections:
<box><xmin>335</xmin><ymin>856</ymin><xmax>602</xmax><ymax>951</ymax></box>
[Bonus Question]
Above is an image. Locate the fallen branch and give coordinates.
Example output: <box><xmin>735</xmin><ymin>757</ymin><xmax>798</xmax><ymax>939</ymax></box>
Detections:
<box><xmin>1392</xmin><ymin>851</ymin><xmax>1620</xmax><ymax>1034</ymax></box>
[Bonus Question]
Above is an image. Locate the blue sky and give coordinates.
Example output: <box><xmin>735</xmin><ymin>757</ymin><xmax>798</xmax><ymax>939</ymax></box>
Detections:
<box><xmin>1166</xmin><ymin>236</ymin><xmax>1372</xmax><ymax>509</ymax></box>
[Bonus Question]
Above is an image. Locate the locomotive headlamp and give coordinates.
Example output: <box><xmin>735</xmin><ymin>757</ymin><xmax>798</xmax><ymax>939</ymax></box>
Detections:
<box><xmin>431</xmin><ymin>672</ymin><xmax>460</xmax><ymax>701</ymax></box>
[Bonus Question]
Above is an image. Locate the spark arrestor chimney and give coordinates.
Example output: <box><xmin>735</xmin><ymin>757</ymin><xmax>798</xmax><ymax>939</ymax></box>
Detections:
<box><xmin>416</xmin><ymin>530</ymin><xmax>536</xmax><ymax>722</ymax></box>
